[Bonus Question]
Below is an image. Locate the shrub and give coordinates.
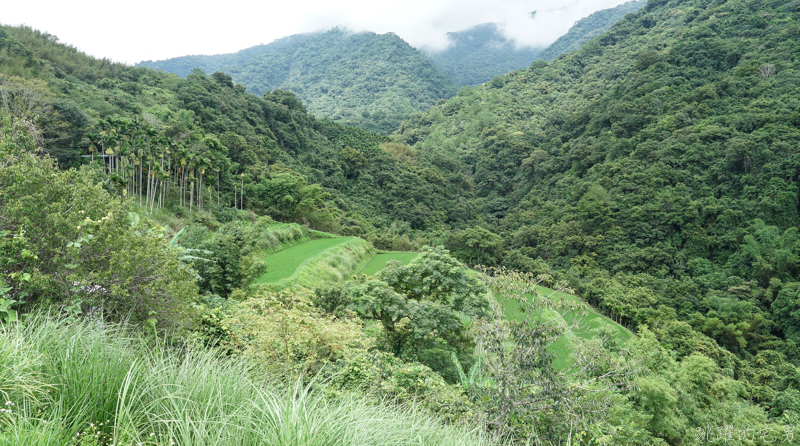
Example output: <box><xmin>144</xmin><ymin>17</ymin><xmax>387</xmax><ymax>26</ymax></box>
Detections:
<box><xmin>0</xmin><ymin>113</ymin><xmax>197</xmax><ymax>330</ymax></box>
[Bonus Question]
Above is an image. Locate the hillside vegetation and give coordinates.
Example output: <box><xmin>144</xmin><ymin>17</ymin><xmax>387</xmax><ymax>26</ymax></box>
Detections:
<box><xmin>142</xmin><ymin>28</ymin><xmax>459</xmax><ymax>134</ymax></box>
<box><xmin>138</xmin><ymin>5</ymin><xmax>643</xmax><ymax>134</ymax></box>
<box><xmin>0</xmin><ymin>23</ymin><xmax>469</xmax><ymax>246</ymax></box>
<box><xmin>391</xmin><ymin>0</ymin><xmax>800</xmax><ymax>438</ymax></box>
<box><xmin>4</xmin><ymin>0</ymin><xmax>800</xmax><ymax>443</ymax></box>
<box><xmin>423</xmin><ymin>23</ymin><xmax>542</xmax><ymax>87</ymax></box>
<box><xmin>253</xmin><ymin>236</ymin><xmax>374</xmax><ymax>290</ymax></box>
<box><xmin>536</xmin><ymin>0</ymin><xmax>647</xmax><ymax>62</ymax></box>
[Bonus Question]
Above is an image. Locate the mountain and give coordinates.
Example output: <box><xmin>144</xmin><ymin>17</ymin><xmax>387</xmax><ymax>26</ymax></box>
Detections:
<box><xmin>136</xmin><ymin>3</ymin><xmax>649</xmax><ymax>134</ymax></box>
<box><xmin>138</xmin><ymin>32</ymin><xmax>318</xmax><ymax>78</ymax></box>
<box><xmin>6</xmin><ymin>0</ymin><xmax>800</xmax><ymax>439</ymax></box>
<box><xmin>391</xmin><ymin>0</ymin><xmax>800</xmax><ymax>434</ymax></box>
<box><xmin>0</xmin><ymin>25</ymin><xmax>467</xmax><ymax>240</ymax></box>
<box><xmin>393</xmin><ymin>0</ymin><xmax>800</xmax><ymax>403</ymax></box>
<box><xmin>422</xmin><ymin>23</ymin><xmax>542</xmax><ymax>87</ymax></box>
<box><xmin>140</xmin><ymin>28</ymin><xmax>459</xmax><ymax>135</ymax></box>
<box><xmin>537</xmin><ymin>0</ymin><xmax>647</xmax><ymax>62</ymax></box>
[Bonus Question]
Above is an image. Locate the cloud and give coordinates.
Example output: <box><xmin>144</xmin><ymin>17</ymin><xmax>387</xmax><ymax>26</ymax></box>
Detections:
<box><xmin>500</xmin><ymin>0</ymin><xmax>634</xmax><ymax>49</ymax></box>
<box><xmin>293</xmin><ymin>0</ymin><xmax>632</xmax><ymax>52</ymax></box>
<box><xmin>1</xmin><ymin>0</ymin><xmax>631</xmax><ymax>64</ymax></box>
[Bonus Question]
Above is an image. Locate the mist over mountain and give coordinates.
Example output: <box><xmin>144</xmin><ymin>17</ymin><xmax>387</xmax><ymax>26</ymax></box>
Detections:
<box><xmin>140</xmin><ymin>29</ymin><xmax>458</xmax><ymax>134</ymax></box>
<box><xmin>137</xmin><ymin>2</ymin><xmax>639</xmax><ymax>134</ymax></box>
<box><xmin>422</xmin><ymin>23</ymin><xmax>543</xmax><ymax>87</ymax></box>
<box><xmin>537</xmin><ymin>0</ymin><xmax>646</xmax><ymax>62</ymax></box>
<box><xmin>4</xmin><ymin>0</ymin><xmax>800</xmax><ymax>442</ymax></box>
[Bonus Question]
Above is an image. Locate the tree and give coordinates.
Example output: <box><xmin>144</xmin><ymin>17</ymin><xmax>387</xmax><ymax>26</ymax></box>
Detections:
<box><xmin>314</xmin><ymin>246</ymin><xmax>489</xmax><ymax>382</ymax></box>
<box><xmin>771</xmin><ymin>282</ymin><xmax>800</xmax><ymax>344</ymax></box>
<box><xmin>471</xmin><ymin>267</ymin><xmax>643</xmax><ymax>442</ymax></box>
<box><xmin>0</xmin><ymin>111</ymin><xmax>197</xmax><ymax>330</ymax></box>
<box><xmin>446</xmin><ymin>226</ymin><xmax>504</xmax><ymax>266</ymax></box>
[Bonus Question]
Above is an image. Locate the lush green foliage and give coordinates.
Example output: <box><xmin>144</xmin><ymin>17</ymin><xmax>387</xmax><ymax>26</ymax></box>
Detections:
<box><xmin>0</xmin><ymin>26</ymin><xmax>474</xmax><ymax>240</ymax></box>
<box><xmin>185</xmin><ymin>220</ymin><xmax>311</xmax><ymax>297</ymax></box>
<box><xmin>252</xmin><ymin>236</ymin><xmax>374</xmax><ymax>291</ymax></box>
<box><xmin>6</xmin><ymin>0</ymin><xmax>800</xmax><ymax>441</ymax></box>
<box><xmin>423</xmin><ymin>23</ymin><xmax>542</xmax><ymax>87</ymax></box>
<box><xmin>0</xmin><ymin>315</ymin><xmax>495</xmax><ymax>446</ymax></box>
<box><xmin>536</xmin><ymin>0</ymin><xmax>647</xmax><ymax>62</ymax></box>
<box><xmin>142</xmin><ymin>28</ymin><xmax>459</xmax><ymax>135</ymax></box>
<box><xmin>314</xmin><ymin>247</ymin><xmax>488</xmax><ymax>383</ymax></box>
<box><xmin>360</xmin><ymin>251</ymin><xmax>419</xmax><ymax>275</ymax></box>
<box><xmin>390</xmin><ymin>0</ymin><xmax>800</xmax><ymax>441</ymax></box>
<box><xmin>252</xmin><ymin>237</ymin><xmax>360</xmax><ymax>283</ymax></box>
<box><xmin>0</xmin><ymin>112</ymin><xmax>196</xmax><ymax>329</ymax></box>
<box><xmin>137</xmin><ymin>33</ymin><xmax>316</xmax><ymax>79</ymax></box>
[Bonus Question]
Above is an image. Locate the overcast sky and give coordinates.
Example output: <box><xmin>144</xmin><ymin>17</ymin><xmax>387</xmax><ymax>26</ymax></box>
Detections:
<box><xmin>2</xmin><ymin>0</ymin><xmax>632</xmax><ymax>65</ymax></box>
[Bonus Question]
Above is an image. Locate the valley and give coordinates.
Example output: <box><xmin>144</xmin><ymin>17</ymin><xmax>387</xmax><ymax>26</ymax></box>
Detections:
<box><xmin>2</xmin><ymin>0</ymin><xmax>800</xmax><ymax>444</ymax></box>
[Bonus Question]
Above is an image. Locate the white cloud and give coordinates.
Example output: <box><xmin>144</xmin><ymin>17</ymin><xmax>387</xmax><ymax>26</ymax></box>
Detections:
<box><xmin>1</xmin><ymin>0</ymin><xmax>631</xmax><ymax>64</ymax></box>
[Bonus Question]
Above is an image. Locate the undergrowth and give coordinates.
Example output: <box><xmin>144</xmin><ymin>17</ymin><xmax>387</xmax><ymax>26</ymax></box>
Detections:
<box><xmin>0</xmin><ymin>314</ymin><xmax>496</xmax><ymax>446</ymax></box>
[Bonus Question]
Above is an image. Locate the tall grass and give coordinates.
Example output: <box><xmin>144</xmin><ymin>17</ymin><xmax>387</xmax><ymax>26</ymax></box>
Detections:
<box><xmin>0</xmin><ymin>315</ymin><xmax>496</xmax><ymax>446</ymax></box>
<box><xmin>244</xmin><ymin>222</ymin><xmax>312</xmax><ymax>255</ymax></box>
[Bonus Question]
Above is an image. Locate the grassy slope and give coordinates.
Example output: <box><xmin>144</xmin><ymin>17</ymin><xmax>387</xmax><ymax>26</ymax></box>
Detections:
<box><xmin>253</xmin><ymin>237</ymin><xmax>376</xmax><ymax>291</ymax></box>
<box><xmin>359</xmin><ymin>252</ymin><xmax>419</xmax><ymax>275</ymax></box>
<box><xmin>254</xmin><ymin>237</ymin><xmax>354</xmax><ymax>283</ymax></box>
<box><xmin>498</xmin><ymin>287</ymin><xmax>634</xmax><ymax>369</ymax></box>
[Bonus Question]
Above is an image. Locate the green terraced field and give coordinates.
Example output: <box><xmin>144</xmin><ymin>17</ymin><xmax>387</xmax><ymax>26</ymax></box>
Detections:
<box><xmin>360</xmin><ymin>252</ymin><xmax>419</xmax><ymax>275</ymax></box>
<box><xmin>498</xmin><ymin>286</ymin><xmax>634</xmax><ymax>370</ymax></box>
<box><xmin>254</xmin><ymin>237</ymin><xmax>353</xmax><ymax>284</ymax></box>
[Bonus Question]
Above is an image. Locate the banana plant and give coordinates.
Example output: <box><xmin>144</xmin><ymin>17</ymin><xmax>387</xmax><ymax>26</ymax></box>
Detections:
<box><xmin>169</xmin><ymin>226</ymin><xmax>213</xmax><ymax>264</ymax></box>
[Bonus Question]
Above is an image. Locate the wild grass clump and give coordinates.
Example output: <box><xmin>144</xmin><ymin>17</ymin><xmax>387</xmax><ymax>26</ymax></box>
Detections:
<box><xmin>241</xmin><ymin>221</ymin><xmax>310</xmax><ymax>255</ymax></box>
<box><xmin>0</xmin><ymin>314</ymin><xmax>496</xmax><ymax>446</ymax></box>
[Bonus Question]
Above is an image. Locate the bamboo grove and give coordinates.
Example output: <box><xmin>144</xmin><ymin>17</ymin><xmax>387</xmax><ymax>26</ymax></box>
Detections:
<box><xmin>85</xmin><ymin>116</ymin><xmax>237</xmax><ymax>213</ymax></box>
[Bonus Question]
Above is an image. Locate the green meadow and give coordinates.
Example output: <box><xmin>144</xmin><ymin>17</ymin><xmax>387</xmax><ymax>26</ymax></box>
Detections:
<box><xmin>359</xmin><ymin>252</ymin><xmax>419</xmax><ymax>275</ymax></box>
<box><xmin>254</xmin><ymin>237</ymin><xmax>356</xmax><ymax>283</ymax></box>
<box><xmin>497</xmin><ymin>286</ymin><xmax>634</xmax><ymax>370</ymax></box>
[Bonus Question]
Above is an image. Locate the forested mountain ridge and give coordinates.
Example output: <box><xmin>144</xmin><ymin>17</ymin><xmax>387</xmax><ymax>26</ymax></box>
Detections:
<box><xmin>424</xmin><ymin>0</ymin><xmax>648</xmax><ymax>86</ymax></box>
<box><xmin>422</xmin><ymin>23</ymin><xmax>543</xmax><ymax>87</ymax></box>
<box><xmin>137</xmin><ymin>32</ymin><xmax>318</xmax><ymax>79</ymax></box>
<box><xmin>0</xmin><ymin>24</ymin><xmax>469</xmax><ymax>244</ymax></box>
<box><xmin>536</xmin><ymin>0</ymin><xmax>646</xmax><ymax>62</ymax></box>
<box><xmin>137</xmin><ymin>3</ymin><xmax>648</xmax><ymax>134</ymax></box>
<box><xmin>393</xmin><ymin>0</ymin><xmax>800</xmax><ymax>435</ymax></box>
<box><xmin>141</xmin><ymin>28</ymin><xmax>459</xmax><ymax>135</ymax></box>
<box><xmin>5</xmin><ymin>0</ymin><xmax>800</xmax><ymax>441</ymax></box>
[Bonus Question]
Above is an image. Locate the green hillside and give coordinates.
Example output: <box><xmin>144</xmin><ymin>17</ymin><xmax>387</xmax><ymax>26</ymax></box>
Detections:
<box><xmin>391</xmin><ymin>0</ymin><xmax>800</xmax><ymax>438</ymax></box>
<box><xmin>423</xmin><ymin>23</ymin><xmax>542</xmax><ymax>87</ymax></box>
<box><xmin>5</xmin><ymin>0</ymin><xmax>800</xmax><ymax>442</ymax></box>
<box><xmin>394</xmin><ymin>0</ymin><xmax>800</xmax><ymax>308</ymax></box>
<box><xmin>537</xmin><ymin>0</ymin><xmax>647</xmax><ymax>62</ymax></box>
<box><xmin>253</xmin><ymin>236</ymin><xmax>374</xmax><ymax>290</ymax></box>
<box><xmin>360</xmin><ymin>251</ymin><xmax>419</xmax><ymax>275</ymax></box>
<box><xmin>498</xmin><ymin>285</ymin><xmax>634</xmax><ymax>370</ymax></box>
<box><xmin>137</xmin><ymin>33</ymin><xmax>317</xmax><ymax>78</ymax></box>
<box><xmin>0</xmin><ymin>24</ymin><xmax>472</xmax><ymax>243</ymax></box>
<box><xmin>141</xmin><ymin>28</ymin><xmax>459</xmax><ymax>135</ymax></box>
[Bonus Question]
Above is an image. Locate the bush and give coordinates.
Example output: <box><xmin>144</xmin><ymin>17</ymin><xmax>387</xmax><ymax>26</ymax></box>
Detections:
<box><xmin>226</xmin><ymin>289</ymin><xmax>371</xmax><ymax>373</ymax></box>
<box><xmin>0</xmin><ymin>114</ymin><xmax>197</xmax><ymax>330</ymax></box>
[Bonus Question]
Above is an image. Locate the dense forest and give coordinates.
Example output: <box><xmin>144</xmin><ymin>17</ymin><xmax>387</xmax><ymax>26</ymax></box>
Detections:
<box><xmin>139</xmin><ymin>3</ymin><xmax>644</xmax><ymax>134</ymax></box>
<box><xmin>393</xmin><ymin>0</ymin><xmax>800</xmax><ymax>437</ymax></box>
<box><xmin>422</xmin><ymin>23</ymin><xmax>543</xmax><ymax>87</ymax></box>
<box><xmin>141</xmin><ymin>28</ymin><xmax>459</xmax><ymax>134</ymax></box>
<box><xmin>3</xmin><ymin>0</ymin><xmax>800</xmax><ymax>444</ymax></box>
<box><xmin>536</xmin><ymin>0</ymin><xmax>647</xmax><ymax>62</ymax></box>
